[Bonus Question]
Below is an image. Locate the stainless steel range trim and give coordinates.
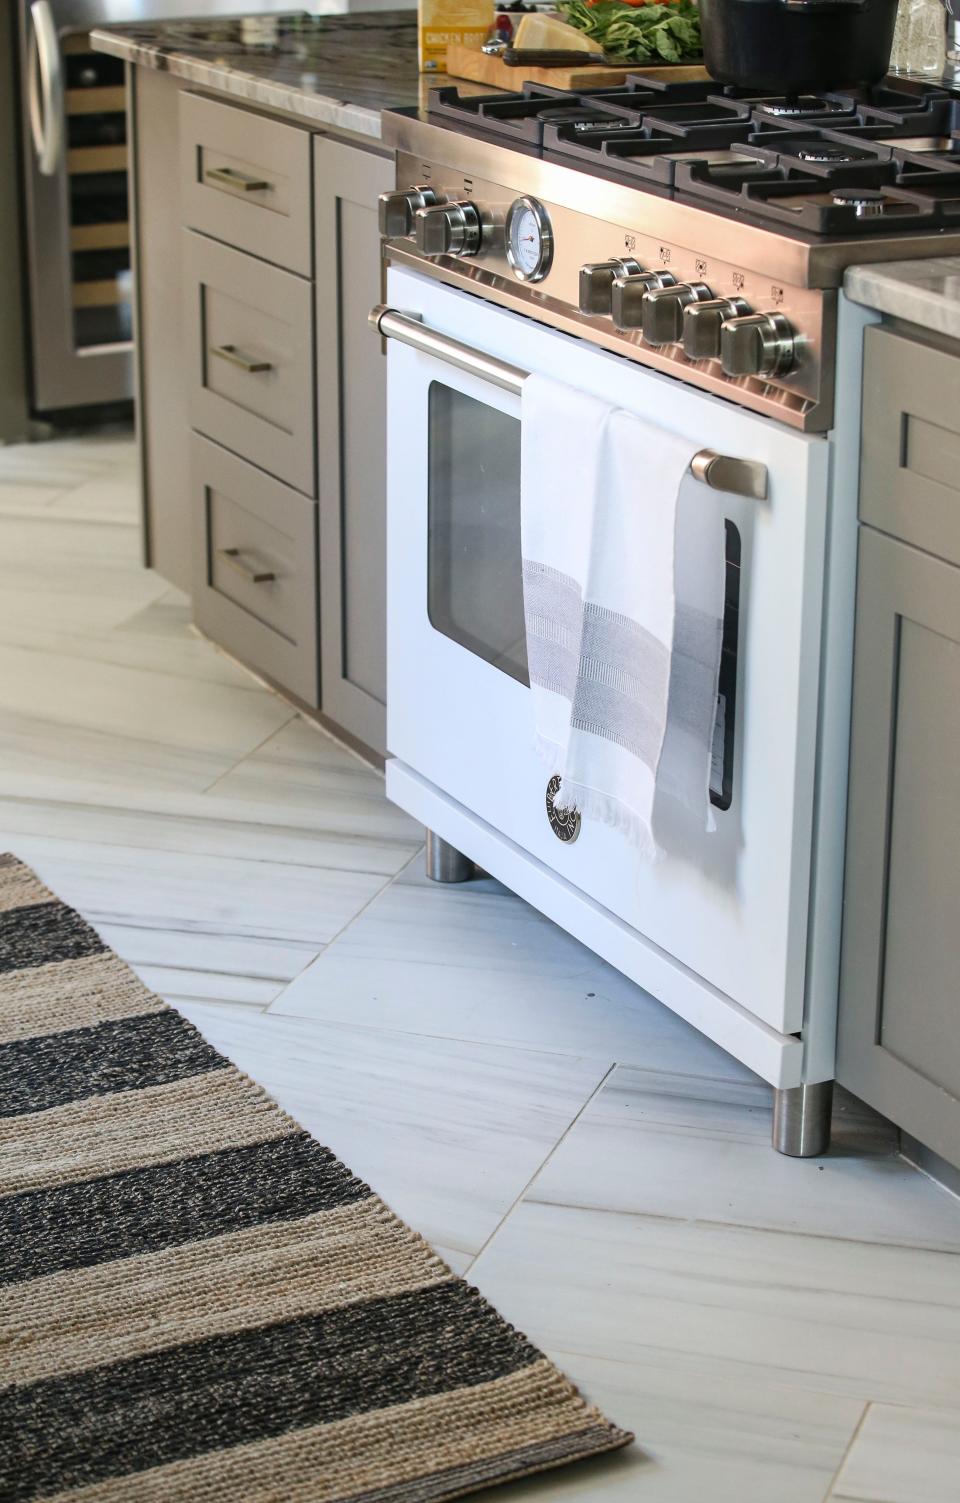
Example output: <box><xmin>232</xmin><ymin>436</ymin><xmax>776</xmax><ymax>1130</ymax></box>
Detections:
<box><xmin>383</xmin><ymin>111</ymin><xmax>960</xmax><ymax>291</ymax></box>
<box><xmin>385</xmin><ymin>240</ymin><xmax>834</xmax><ymax>432</ymax></box>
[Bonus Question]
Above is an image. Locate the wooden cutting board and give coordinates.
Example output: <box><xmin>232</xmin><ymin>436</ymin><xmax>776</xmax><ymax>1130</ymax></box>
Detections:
<box><xmin>444</xmin><ymin>41</ymin><xmax>708</xmax><ymax>92</ymax></box>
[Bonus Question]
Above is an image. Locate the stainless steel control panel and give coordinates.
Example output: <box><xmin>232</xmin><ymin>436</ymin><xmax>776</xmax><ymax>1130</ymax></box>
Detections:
<box><xmin>381</xmin><ymin>144</ymin><xmax>836</xmax><ymax>432</ymax></box>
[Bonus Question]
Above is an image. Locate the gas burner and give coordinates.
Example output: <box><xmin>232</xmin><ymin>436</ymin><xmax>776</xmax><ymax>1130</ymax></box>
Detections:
<box><xmin>794</xmin><ymin>143</ymin><xmax>862</xmax><ymax>163</ymax></box>
<box><xmin>830</xmin><ymin>187</ymin><xmax>887</xmax><ymax>216</ymax></box>
<box><xmin>755</xmin><ymin>95</ymin><xmax>857</xmax><ymax>119</ymax></box>
<box><xmin>570</xmin><ymin>118</ymin><xmax>641</xmax><ymax>135</ymax></box>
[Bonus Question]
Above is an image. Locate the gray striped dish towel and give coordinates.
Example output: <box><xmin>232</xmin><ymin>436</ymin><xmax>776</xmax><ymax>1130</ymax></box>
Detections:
<box><xmin>520</xmin><ymin>373</ymin><xmax>725</xmax><ymax>858</ymax></box>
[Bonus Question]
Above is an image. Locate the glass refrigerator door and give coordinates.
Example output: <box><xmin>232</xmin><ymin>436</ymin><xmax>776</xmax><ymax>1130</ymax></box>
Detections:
<box><xmin>20</xmin><ymin>2</ymin><xmax>133</xmax><ymax>412</ymax></box>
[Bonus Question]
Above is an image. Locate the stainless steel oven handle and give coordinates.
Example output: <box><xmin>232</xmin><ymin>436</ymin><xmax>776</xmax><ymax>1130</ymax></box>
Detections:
<box><xmin>370</xmin><ymin>303</ymin><xmax>769</xmax><ymax>501</ymax></box>
<box><xmin>28</xmin><ymin>0</ymin><xmax>63</xmax><ymax>178</ymax></box>
<box><xmin>370</xmin><ymin>305</ymin><xmax>526</xmax><ymax>396</ymax></box>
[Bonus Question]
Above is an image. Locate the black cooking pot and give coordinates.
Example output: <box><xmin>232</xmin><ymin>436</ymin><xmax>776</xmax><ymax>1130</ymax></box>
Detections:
<box><xmin>698</xmin><ymin>0</ymin><xmax>900</xmax><ymax>94</ymax></box>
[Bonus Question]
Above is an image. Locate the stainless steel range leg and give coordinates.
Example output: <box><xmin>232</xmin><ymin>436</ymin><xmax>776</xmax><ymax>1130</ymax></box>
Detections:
<box><xmin>772</xmin><ymin>1081</ymin><xmax>834</xmax><ymax>1157</ymax></box>
<box><xmin>425</xmin><ymin>830</ymin><xmax>474</xmax><ymax>883</ymax></box>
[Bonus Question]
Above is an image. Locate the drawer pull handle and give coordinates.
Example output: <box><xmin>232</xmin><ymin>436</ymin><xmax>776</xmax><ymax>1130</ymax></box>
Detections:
<box><xmin>211</xmin><ymin>343</ymin><xmax>273</xmax><ymax>375</ymax></box>
<box><xmin>218</xmin><ymin>547</ymin><xmax>276</xmax><ymax>585</ymax></box>
<box><xmin>205</xmin><ymin>165</ymin><xmax>270</xmax><ymax>192</ymax></box>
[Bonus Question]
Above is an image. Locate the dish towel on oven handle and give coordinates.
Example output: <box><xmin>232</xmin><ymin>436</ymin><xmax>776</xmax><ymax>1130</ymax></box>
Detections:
<box><xmin>520</xmin><ymin>373</ymin><xmax>725</xmax><ymax>858</ymax></box>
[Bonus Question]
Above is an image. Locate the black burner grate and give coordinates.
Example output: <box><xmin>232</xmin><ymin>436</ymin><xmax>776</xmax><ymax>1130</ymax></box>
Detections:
<box><xmin>426</xmin><ymin>76</ymin><xmax>960</xmax><ymax>235</ymax></box>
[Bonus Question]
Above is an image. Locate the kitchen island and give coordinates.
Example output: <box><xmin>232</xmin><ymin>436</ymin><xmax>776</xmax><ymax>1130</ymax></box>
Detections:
<box><xmin>92</xmin><ymin>10</ymin><xmax>424</xmax><ymax>139</ymax></box>
<box><xmin>93</xmin><ymin>11</ymin><xmax>432</xmax><ymax>757</ymax></box>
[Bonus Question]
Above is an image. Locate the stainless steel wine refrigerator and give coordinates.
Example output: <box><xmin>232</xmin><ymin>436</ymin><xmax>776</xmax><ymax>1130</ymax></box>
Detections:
<box><xmin>15</xmin><ymin>0</ymin><xmax>298</xmax><ymax>417</ymax></box>
<box><xmin>17</xmin><ymin>0</ymin><xmax>137</xmax><ymax>414</ymax></box>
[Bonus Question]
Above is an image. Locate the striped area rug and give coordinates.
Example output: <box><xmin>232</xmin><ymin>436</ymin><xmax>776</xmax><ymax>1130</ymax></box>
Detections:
<box><xmin>0</xmin><ymin>854</ymin><xmax>632</xmax><ymax>1502</ymax></box>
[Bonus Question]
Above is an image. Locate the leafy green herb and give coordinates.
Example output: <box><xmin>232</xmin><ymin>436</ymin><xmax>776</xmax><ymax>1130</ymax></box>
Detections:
<box><xmin>558</xmin><ymin>0</ymin><xmax>701</xmax><ymax>63</ymax></box>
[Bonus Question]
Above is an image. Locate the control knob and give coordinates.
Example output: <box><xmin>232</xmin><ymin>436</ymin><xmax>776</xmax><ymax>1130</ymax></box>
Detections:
<box><xmin>720</xmin><ymin>311</ymin><xmax>796</xmax><ymax>378</ymax></box>
<box><xmin>641</xmin><ymin>282</ymin><xmax>712</xmax><ymax>345</ymax></box>
<box><xmin>414</xmin><ymin>200</ymin><xmax>483</xmax><ymax>258</ymax></box>
<box><xmin>682</xmin><ymin>296</ymin><xmax>751</xmax><ymax>361</ymax></box>
<box><xmin>378</xmin><ymin>185</ymin><xmax>442</xmax><ymax>238</ymax></box>
<box><xmin>578</xmin><ymin>258</ymin><xmax>643</xmax><ymax>316</ymax></box>
<box><xmin>610</xmin><ymin>269</ymin><xmax>678</xmax><ymax>331</ymax></box>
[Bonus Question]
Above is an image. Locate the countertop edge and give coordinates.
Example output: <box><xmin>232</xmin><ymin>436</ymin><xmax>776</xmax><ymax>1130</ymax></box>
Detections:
<box><xmin>844</xmin><ymin>259</ymin><xmax>960</xmax><ymax>342</ymax></box>
<box><xmin>89</xmin><ymin>26</ymin><xmax>384</xmax><ymax>140</ymax></box>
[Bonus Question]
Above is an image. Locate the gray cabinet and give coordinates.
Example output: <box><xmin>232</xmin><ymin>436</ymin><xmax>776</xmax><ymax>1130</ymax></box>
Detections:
<box><xmin>838</xmin><ymin>330</ymin><xmax>960</xmax><ymax>1168</ymax></box>
<box><xmin>130</xmin><ymin>78</ymin><xmax>391</xmax><ymax>755</ymax></box>
<box><xmin>314</xmin><ymin>136</ymin><xmax>392</xmax><ymax>756</ymax></box>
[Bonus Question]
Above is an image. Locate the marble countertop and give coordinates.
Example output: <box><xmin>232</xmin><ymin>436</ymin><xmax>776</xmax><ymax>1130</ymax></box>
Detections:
<box><xmin>845</xmin><ymin>258</ymin><xmax>960</xmax><ymax>341</ymax></box>
<box><xmin>91</xmin><ymin>10</ymin><xmax>427</xmax><ymax>139</ymax></box>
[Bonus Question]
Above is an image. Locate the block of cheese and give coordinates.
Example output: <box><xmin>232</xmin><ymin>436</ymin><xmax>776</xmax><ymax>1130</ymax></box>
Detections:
<box><xmin>511</xmin><ymin>12</ymin><xmax>596</xmax><ymax>48</ymax></box>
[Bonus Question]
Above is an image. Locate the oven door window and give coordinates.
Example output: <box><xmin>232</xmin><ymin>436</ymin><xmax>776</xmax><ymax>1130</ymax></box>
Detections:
<box><xmin>427</xmin><ymin>381</ymin><xmax>529</xmax><ymax>686</ymax></box>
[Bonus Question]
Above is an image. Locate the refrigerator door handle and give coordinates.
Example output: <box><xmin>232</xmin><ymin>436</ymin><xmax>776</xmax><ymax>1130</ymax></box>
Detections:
<box><xmin>28</xmin><ymin>0</ymin><xmax>63</xmax><ymax>177</ymax></box>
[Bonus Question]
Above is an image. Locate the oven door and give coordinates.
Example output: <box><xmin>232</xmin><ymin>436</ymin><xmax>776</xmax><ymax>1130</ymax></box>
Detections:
<box><xmin>384</xmin><ymin>265</ymin><xmax>830</xmax><ymax>1035</ymax></box>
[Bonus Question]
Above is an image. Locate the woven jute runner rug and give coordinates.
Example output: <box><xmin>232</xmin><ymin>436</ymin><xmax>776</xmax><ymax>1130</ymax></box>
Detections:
<box><xmin>0</xmin><ymin>854</ymin><xmax>632</xmax><ymax>1502</ymax></box>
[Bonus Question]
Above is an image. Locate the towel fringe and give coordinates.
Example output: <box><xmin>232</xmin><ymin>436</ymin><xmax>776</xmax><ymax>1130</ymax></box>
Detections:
<box><xmin>556</xmin><ymin>777</ymin><xmax>664</xmax><ymax>862</ymax></box>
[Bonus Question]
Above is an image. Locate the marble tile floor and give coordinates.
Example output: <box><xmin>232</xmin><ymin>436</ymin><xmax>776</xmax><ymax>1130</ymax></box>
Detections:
<box><xmin>2</xmin><ymin>431</ymin><xmax>960</xmax><ymax>1502</ymax></box>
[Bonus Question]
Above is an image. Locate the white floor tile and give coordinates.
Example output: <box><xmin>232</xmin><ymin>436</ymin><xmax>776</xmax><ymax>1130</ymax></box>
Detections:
<box><xmin>0</xmin><ymin>775</ymin><xmax>418</xmax><ymax>879</ymax></box>
<box><xmin>0</xmin><ymin>441</ymin><xmax>111</xmax><ymax>491</ymax></box>
<box><xmin>523</xmin><ymin>1064</ymin><xmax>960</xmax><ymax>1253</ymax></box>
<box><xmin>134</xmin><ymin>967</ymin><xmax>281</xmax><ymax>1009</ymax></box>
<box><xmin>468</xmin><ymin>1352</ymin><xmax>866</xmax><ymax>1503</ymax></box>
<box><xmin>45</xmin><ymin>470</ymin><xmax>141</xmax><ymax>525</ymax></box>
<box><xmin>96</xmin><ymin>924</ymin><xmax>316</xmax><ymax>1009</ymax></box>
<box><xmin>0</xmin><ymin>483</ymin><xmax>71</xmax><ymax>516</ymax></box>
<box><xmin>4</xmin><ymin>836</ymin><xmax>387</xmax><ymax>952</ymax></box>
<box><xmin>471</xmin><ymin>1198</ymin><xmax>960</xmax><ymax>1409</ymax></box>
<box><xmin>0</xmin><ymin>515</ymin><xmax>166</xmax><ymax>636</ymax></box>
<box><xmin>271</xmin><ymin>853</ymin><xmax>754</xmax><ymax>1082</ymax></box>
<box><xmin>0</xmin><ymin>604</ymin><xmax>259</xmax><ymax>689</ymax></box>
<box><xmin>175</xmin><ymin>1001</ymin><xmax>608</xmax><ymax>1274</ymax></box>
<box><xmin>0</xmin><ymin>640</ymin><xmax>294</xmax><ymax>793</ymax></box>
<box><xmin>829</xmin><ymin>1402</ymin><xmax>960</xmax><ymax>1502</ymax></box>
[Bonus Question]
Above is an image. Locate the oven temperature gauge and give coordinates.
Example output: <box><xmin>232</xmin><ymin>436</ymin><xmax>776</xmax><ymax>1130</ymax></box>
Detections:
<box><xmin>505</xmin><ymin>197</ymin><xmax>553</xmax><ymax>283</ymax></box>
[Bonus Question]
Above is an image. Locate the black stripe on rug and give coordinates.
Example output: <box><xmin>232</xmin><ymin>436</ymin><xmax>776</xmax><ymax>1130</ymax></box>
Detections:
<box><xmin>0</xmin><ymin>1009</ymin><xmax>229</xmax><ymax>1118</ymax></box>
<box><xmin>0</xmin><ymin>1134</ymin><xmax>372</xmax><ymax>1286</ymax></box>
<box><xmin>0</xmin><ymin>901</ymin><xmax>105</xmax><ymax>975</ymax></box>
<box><xmin>2</xmin><ymin>1283</ymin><xmax>539</xmax><ymax>1502</ymax></box>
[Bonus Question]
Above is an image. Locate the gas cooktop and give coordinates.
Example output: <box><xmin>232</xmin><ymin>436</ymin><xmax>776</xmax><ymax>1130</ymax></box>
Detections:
<box><xmin>379</xmin><ymin>73</ymin><xmax>960</xmax><ymax>432</ymax></box>
<box><xmin>428</xmin><ymin>75</ymin><xmax>960</xmax><ymax>236</ymax></box>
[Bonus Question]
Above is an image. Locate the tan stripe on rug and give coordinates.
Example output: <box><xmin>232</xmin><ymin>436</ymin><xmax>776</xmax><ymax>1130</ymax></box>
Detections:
<box><xmin>0</xmin><ymin>950</ymin><xmax>165</xmax><ymax>1044</ymax></box>
<box><xmin>0</xmin><ymin>1067</ymin><xmax>293</xmax><ymax>1193</ymax></box>
<box><xmin>8</xmin><ymin>1199</ymin><xmax>452</xmax><ymax>1385</ymax></box>
<box><xmin>0</xmin><ymin>856</ymin><xmax>56</xmax><ymax>914</ymax></box>
<box><xmin>33</xmin><ymin>1362</ymin><xmax>624</xmax><ymax>1503</ymax></box>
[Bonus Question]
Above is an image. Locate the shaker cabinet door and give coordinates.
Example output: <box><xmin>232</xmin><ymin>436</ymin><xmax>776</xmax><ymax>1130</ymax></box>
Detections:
<box><xmin>860</xmin><ymin>324</ymin><xmax>960</xmax><ymax>568</ymax></box>
<box><xmin>837</xmin><ymin>526</ymin><xmax>960</xmax><ymax>1166</ymax></box>
<box><xmin>314</xmin><ymin>136</ymin><xmax>392</xmax><ymax>756</ymax></box>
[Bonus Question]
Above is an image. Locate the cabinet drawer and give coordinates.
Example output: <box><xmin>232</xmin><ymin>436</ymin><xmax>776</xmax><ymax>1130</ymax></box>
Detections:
<box><xmin>179</xmin><ymin>92</ymin><xmax>311</xmax><ymax>275</ymax></box>
<box><xmin>192</xmin><ymin>435</ymin><xmax>318</xmax><ymax>706</ymax></box>
<box><xmin>861</xmin><ymin>324</ymin><xmax>960</xmax><ymax>567</ymax></box>
<box><xmin>185</xmin><ymin>231</ymin><xmax>315</xmax><ymax>495</ymax></box>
